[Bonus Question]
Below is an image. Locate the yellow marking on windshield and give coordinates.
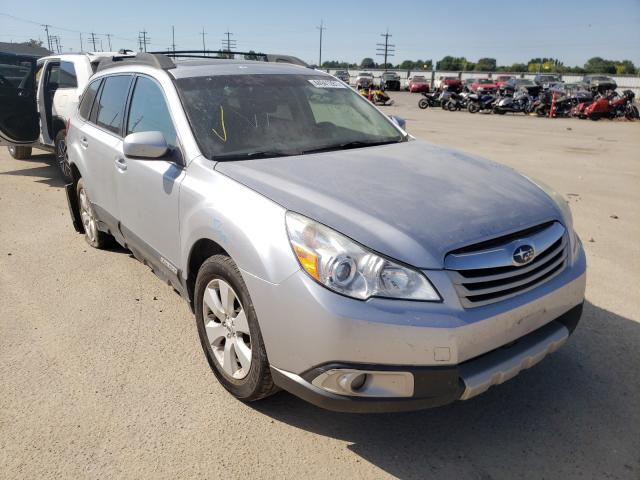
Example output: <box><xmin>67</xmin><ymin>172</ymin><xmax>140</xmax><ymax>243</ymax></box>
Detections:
<box><xmin>212</xmin><ymin>105</ymin><xmax>228</xmax><ymax>143</ymax></box>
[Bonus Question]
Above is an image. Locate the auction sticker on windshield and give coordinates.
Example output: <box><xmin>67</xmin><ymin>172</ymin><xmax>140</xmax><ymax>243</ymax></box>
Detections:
<box><xmin>308</xmin><ymin>79</ymin><xmax>347</xmax><ymax>88</ymax></box>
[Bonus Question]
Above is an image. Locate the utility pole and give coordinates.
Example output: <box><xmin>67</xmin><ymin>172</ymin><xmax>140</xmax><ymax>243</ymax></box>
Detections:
<box><xmin>171</xmin><ymin>25</ymin><xmax>176</xmax><ymax>54</ymax></box>
<box><xmin>106</xmin><ymin>33</ymin><xmax>112</xmax><ymax>51</ymax></box>
<box><xmin>222</xmin><ymin>30</ymin><xmax>236</xmax><ymax>53</ymax></box>
<box><xmin>376</xmin><ymin>30</ymin><xmax>395</xmax><ymax>71</ymax></box>
<box><xmin>138</xmin><ymin>30</ymin><xmax>149</xmax><ymax>52</ymax></box>
<box><xmin>49</xmin><ymin>35</ymin><xmax>62</xmax><ymax>54</ymax></box>
<box><xmin>316</xmin><ymin>19</ymin><xmax>326</xmax><ymax>68</ymax></box>
<box><xmin>201</xmin><ymin>27</ymin><xmax>207</xmax><ymax>55</ymax></box>
<box><xmin>79</xmin><ymin>33</ymin><xmax>83</xmax><ymax>52</ymax></box>
<box><xmin>42</xmin><ymin>24</ymin><xmax>52</xmax><ymax>52</ymax></box>
<box><xmin>89</xmin><ymin>32</ymin><xmax>97</xmax><ymax>51</ymax></box>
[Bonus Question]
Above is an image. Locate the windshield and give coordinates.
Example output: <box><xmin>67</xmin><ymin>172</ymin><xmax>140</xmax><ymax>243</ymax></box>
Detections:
<box><xmin>477</xmin><ymin>79</ymin><xmax>492</xmax><ymax>84</ymax></box>
<box><xmin>176</xmin><ymin>74</ymin><xmax>403</xmax><ymax>160</ymax></box>
<box><xmin>412</xmin><ymin>76</ymin><xmax>426</xmax><ymax>81</ymax></box>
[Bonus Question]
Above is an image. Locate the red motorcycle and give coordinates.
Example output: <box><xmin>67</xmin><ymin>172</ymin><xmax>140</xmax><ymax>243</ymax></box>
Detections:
<box><xmin>578</xmin><ymin>90</ymin><xmax>638</xmax><ymax>120</ymax></box>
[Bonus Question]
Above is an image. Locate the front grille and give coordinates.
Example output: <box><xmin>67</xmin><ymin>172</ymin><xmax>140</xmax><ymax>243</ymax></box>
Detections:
<box><xmin>445</xmin><ymin>222</ymin><xmax>568</xmax><ymax>308</ymax></box>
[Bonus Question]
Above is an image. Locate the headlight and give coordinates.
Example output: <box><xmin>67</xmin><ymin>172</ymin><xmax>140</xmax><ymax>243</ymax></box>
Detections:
<box><xmin>285</xmin><ymin>212</ymin><xmax>440</xmax><ymax>301</ymax></box>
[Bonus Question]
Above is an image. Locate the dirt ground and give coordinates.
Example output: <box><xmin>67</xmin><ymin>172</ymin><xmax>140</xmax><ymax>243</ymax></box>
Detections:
<box><xmin>1</xmin><ymin>92</ymin><xmax>639</xmax><ymax>479</ymax></box>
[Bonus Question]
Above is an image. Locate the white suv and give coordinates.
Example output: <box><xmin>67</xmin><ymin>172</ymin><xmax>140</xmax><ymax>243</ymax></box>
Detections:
<box><xmin>0</xmin><ymin>51</ymin><xmax>119</xmax><ymax>177</ymax></box>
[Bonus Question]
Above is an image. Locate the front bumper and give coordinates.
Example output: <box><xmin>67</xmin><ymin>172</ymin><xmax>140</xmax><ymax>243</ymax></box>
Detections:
<box><xmin>242</xmin><ymin>240</ymin><xmax>586</xmax><ymax>411</ymax></box>
<box><xmin>270</xmin><ymin>304</ymin><xmax>582</xmax><ymax>413</ymax></box>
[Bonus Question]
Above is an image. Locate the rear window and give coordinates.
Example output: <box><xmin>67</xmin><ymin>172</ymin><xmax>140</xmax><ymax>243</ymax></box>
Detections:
<box><xmin>95</xmin><ymin>75</ymin><xmax>131</xmax><ymax>134</ymax></box>
<box><xmin>59</xmin><ymin>61</ymin><xmax>78</xmax><ymax>88</ymax></box>
<box><xmin>78</xmin><ymin>79</ymin><xmax>101</xmax><ymax>120</ymax></box>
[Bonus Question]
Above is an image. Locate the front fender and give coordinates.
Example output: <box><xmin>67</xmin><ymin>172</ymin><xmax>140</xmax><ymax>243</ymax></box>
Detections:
<box><xmin>179</xmin><ymin>158</ymin><xmax>300</xmax><ymax>284</ymax></box>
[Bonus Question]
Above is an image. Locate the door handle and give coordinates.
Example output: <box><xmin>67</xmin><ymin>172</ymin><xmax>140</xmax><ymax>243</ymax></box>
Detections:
<box><xmin>80</xmin><ymin>137</ymin><xmax>88</xmax><ymax>148</ymax></box>
<box><xmin>115</xmin><ymin>158</ymin><xmax>127</xmax><ymax>171</ymax></box>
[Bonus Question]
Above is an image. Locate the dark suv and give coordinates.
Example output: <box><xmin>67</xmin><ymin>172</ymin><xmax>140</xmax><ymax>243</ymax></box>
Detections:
<box><xmin>380</xmin><ymin>72</ymin><xmax>401</xmax><ymax>91</ymax></box>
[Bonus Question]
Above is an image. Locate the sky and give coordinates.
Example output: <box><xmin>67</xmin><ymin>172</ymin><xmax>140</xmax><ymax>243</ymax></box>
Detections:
<box><xmin>1</xmin><ymin>0</ymin><xmax>639</xmax><ymax>67</ymax></box>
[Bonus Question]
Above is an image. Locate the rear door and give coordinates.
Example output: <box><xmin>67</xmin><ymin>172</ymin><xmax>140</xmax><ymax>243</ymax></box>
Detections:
<box><xmin>116</xmin><ymin>75</ymin><xmax>184</xmax><ymax>278</ymax></box>
<box><xmin>0</xmin><ymin>53</ymin><xmax>39</xmax><ymax>146</ymax></box>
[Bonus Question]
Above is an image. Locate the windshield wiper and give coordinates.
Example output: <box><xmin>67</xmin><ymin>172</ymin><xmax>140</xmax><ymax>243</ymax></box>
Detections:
<box><xmin>214</xmin><ymin>150</ymin><xmax>298</xmax><ymax>161</ymax></box>
<box><xmin>300</xmin><ymin>139</ymin><xmax>402</xmax><ymax>155</ymax></box>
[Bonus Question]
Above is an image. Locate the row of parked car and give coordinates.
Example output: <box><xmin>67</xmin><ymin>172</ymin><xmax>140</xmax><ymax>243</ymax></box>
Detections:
<box><xmin>334</xmin><ymin>69</ymin><xmax>624</xmax><ymax>98</ymax></box>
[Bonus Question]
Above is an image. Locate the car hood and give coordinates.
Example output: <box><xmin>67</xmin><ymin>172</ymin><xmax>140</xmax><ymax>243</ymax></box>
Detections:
<box><xmin>215</xmin><ymin>140</ymin><xmax>562</xmax><ymax>269</ymax></box>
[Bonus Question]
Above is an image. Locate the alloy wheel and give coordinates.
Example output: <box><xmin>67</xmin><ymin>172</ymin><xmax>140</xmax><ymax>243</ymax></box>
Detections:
<box><xmin>57</xmin><ymin>138</ymin><xmax>70</xmax><ymax>178</ymax></box>
<box><xmin>78</xmin><ymin>188</ymin><xmax>97</xmax><ymax>243</ymax></box>
<box><xmin>202</xmin><ymin>279</ymin><xmax>252</xmax><ymax>379</ymax></box>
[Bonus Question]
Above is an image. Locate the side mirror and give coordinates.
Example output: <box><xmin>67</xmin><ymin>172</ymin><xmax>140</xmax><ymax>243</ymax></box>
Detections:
<box><xmin>123</xmin><ymin>131</ymin><xmax>168</xmax><ymax>159</ymax></box>
<box><xmin>389</xmin><ymin>115</ymin><xmax>406</xmax><ymax>130</ymax></box>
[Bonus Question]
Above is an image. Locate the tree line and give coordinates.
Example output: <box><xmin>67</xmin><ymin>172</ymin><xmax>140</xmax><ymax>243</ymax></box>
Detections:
<box><xmin>322</xmin><ymin>56</ymin><xmax>638</xmax><ymax>74</ymax></box>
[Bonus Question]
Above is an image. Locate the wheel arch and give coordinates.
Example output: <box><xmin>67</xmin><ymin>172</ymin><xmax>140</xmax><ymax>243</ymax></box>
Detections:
<box><xmin>186</xmin><ymin>238</ymin><xmax>230</xmax><ymax>307</ymax></box>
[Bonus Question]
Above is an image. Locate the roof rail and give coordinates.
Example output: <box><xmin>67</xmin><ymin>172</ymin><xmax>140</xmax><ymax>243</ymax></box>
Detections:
<box><xmin>95</xmin><ymin>52</ymin><xmax>175</xmax><ymax>72</ymax></box>
<box><xmin>149</xmin><ymin>50</ymin><xmax>310</xmax><ymax>67</ymax></box>
<box><xmin>149</xmin><ymin>50</ymin><xmax>269</xmax><ymax>61</ymax></box>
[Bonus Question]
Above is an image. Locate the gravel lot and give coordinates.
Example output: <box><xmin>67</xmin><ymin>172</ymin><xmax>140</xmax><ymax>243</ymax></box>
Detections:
<box><xmin>1</xmin><ymin>92</ymin><xmax>639</xmax><ymax>479</ymax></box>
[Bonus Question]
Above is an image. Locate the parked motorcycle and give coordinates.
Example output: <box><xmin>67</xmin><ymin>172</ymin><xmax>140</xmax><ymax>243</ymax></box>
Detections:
<box><xmin>418</xmin><ymin>91</ymin><xmax>441</xmax><ymax>109</ymax></box>
<box><xmin>493</xmin><ymin>91</ymin><xmax>533</xmax><ymax>115</ymax></box>
<box><xmin>445</xmin><ymin>92</ymin><xmax>471</xmax><ymax>111</ymax></box>
<box><xmin>533</xmin><ymin>91</ymin><xmax>575</xmax><ymax>117</ymax></box>
<box><xmin>610</xmin><ymin>90</ymin><xmax>639</xmax><ymax>119</ymax></box>
<box><xmin>584</xmin><ymin>90</ymin><xmax>640</xmax><ymax>120</ymax></box>
<box><xmin>467</xmin><ymin>92</ymin><xmax>496</xmax><ymax>113</ymax></box>
<box><xmin>358</xmin><ymin>87</ymin><xmax>394</xmax><ymax>106</ymax></box>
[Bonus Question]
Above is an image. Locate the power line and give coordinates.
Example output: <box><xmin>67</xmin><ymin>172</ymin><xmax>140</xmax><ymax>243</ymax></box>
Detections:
<box><xmin>316</xmin><ymin>19</ymin><xmax>326</xmax><ymax>67</ymax></box>
<box><xmin>376</xmin><ymin>29</ymin><xmax>395</xmax><ymax>70</ymax></box>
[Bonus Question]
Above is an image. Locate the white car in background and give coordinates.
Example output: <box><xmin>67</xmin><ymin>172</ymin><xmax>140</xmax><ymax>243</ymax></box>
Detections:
<box><xmin>0</xmin><ymin>51</ymin><xmax>118</xmax><ymax>177</ymax></box>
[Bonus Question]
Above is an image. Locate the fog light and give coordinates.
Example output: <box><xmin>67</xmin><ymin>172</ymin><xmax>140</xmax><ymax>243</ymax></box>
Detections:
<box><xmin>312</xmin><ymin>369</ymin><xmax>414</xmax><ymax>398</ymax></box>
<box><xmin>338</xmin><ymin>372</ymin><xmax>368</xmax><ymax>393</ymax></box>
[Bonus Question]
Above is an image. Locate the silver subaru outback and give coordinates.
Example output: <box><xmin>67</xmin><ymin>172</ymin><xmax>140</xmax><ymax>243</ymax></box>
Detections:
<box><xmin>64</xmin><ymin>53</ymin><xmax>586</xmax><ymax>412</ymax></box>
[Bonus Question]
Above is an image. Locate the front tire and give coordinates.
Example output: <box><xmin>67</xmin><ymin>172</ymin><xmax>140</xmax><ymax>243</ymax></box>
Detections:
<box><xmin>195</xmin><ymin>254</ymin><xmax>277</xmax><ymax>402</ymax></box>
<box><xmin>467</xmin><ymin>103</ymin><xmax>480</xmax><ymax>113</ymax></box>
<box><xmin>418</xmin><ymin>98</ymin><xmax>429</xmax><ymax>109</ymax></box>
<box><xmin>7</xmin><ymin>145</ymin><xmax>32</xmax><ymax>160</ymax></box>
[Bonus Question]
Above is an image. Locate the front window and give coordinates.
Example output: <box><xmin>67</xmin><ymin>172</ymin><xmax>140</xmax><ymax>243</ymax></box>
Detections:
<box><xmin>176</xmin><ymin>74</ymin><xmax>403</xmax><ymax>160</ymax></box>
<box><xmin>127</xmin><ymin>76</ymin><xmax>178</xmax><ymax>148</ymax></box>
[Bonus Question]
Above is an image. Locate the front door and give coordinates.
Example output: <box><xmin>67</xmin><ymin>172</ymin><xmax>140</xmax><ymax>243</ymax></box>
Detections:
<box><xmin>80</xmin><ymin>74</ymin><xmax>133</xmax><ymax>226</ymax></box>
<box><xmin>0</xmin><ymin>53</ymin><xmax>39</xmax><ymax>146</ymax></box>
<box><xmin>116</xmin><ymin>75</ymin><xmax>184</xmax><ymax>280</ymax></box>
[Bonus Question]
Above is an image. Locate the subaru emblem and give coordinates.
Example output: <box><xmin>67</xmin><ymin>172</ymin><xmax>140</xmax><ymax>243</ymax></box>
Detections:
<box><xmin>513</xmin><ymin>245</ymin><xmax>535</xmax><ymax>265</ymax></box>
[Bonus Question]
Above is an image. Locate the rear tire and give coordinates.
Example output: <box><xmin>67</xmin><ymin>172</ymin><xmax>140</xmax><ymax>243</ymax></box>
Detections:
<box><xmin>195</xmin><ymin>254</ymin><xmax>278</xmax><ymax>402</ymax></box>
<box><xmin>418</xmin><ymin>98</ymin><xmax>429</xmax><ymax>109</ymax></box>
<box><xmin>76</xmin><ymin>178</ymin><xmax>110</xmax><ymax>249</ymax></box>
<box><xmin>7</xmin><ymin>146</ymin><xmax>32</xmax><ymax>160</ymax></box>
<box><xmin>55</xmin><ymin>130</ymin><xmax>71</xmax><ymax>181</ymax></box>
